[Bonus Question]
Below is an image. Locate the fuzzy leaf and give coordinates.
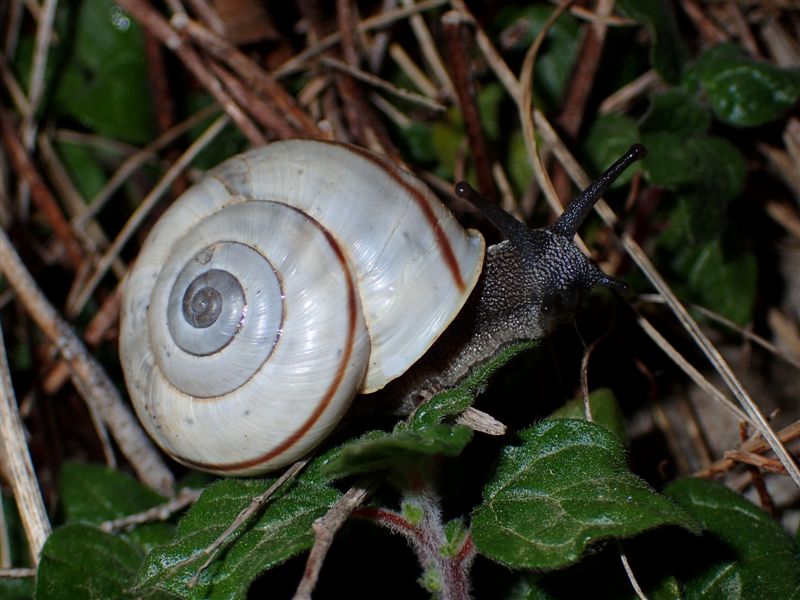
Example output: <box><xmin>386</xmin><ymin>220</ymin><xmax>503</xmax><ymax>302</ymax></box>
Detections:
<box><xmin>0</xmin><ymin>579</ymin><xmax>34</xmax><ymax>600</ymax></box>
<box><xmin>59</xmin><ymin>461</ymin><xmax>176</xmax><ymax>555</ymax></box>
<box><xmin>35</xmin><ymin>524</ymin><xmax>170</xmax><ymax>600</ymax></box>
<box><xmin>665</xmin><ymin>478</ymin><xmax>799</xmax><ymax>600</ymax></box>
<box><xmin>550</xmin><ymin>388</ymin><xmax>626</xmax><ymax>442</ymax></box>
<box><xmin>59</xmin><ymin>461</ymin><xmax>165</xmax><ymax>524</ymax></box>
<box><xmin>640</xmin><ymin>90</ymin><xmax>711</xmax><ymax>137</ymax></box>
<box><xmin>136</xmin><ymin>471</ymin><xmax>339</xmax><ymax>599</ymax></box>
<box><xmin>472</xmin><ymin>419</ymin><xmax>697</xmax><ymax>569</ymax></box>
<box><xmin>617</xmin><ymin>0</ymin><xmax>689</xmax><ymax>83</ymax></box>
<box><xmin>323</xmin><ymin>341</ymin><xmax>537</xmax><ymax>478</ymax></box>
<box><xmin>409</xmin><ymin>341</ymin><xmax>538</xmax><ymax>429</ymax></box>
<box><xmin>691</xmin><ymin>44</ymin><xmax>800</xmax><ymax>127</ymax></box>
<box><xmin>322</xmin><ymin>425</ymin><xmax>473</xmax><ymax>479</ymax></box>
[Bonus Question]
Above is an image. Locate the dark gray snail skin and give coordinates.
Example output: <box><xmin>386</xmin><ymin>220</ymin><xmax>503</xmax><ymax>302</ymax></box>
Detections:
<box><xmin>382</xmin><ymin>144</ymin><xmax>646</xmax><ymax>410</ymax></box>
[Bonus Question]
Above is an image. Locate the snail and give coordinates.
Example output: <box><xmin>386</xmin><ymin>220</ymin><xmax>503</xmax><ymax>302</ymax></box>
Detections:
<box><xmin>120</xmin><ymin>139</ymin><xmax>644</xmax><ymax>476</ymax></box>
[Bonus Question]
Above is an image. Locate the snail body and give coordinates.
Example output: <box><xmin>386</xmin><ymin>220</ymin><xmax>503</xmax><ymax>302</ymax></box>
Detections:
<box><xmin>120</xmin><ymin>139</ymin><xmax>644</xmax><ymax>475</ymax></box>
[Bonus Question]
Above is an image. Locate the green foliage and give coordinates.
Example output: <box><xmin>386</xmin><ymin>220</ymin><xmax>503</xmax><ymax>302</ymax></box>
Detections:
<box><xmin>17</xmin><ymin>2</ymin><xmax>797</xmax><ymax>598</ymax></box>
<box><xmin>54</xmin><ymin>0</ymin><xmax>154</xmax><ymax>144</ymax></box>
<box><xmin>665</xmin><ymin>478</ymin><xmax>800</xmax><ymax>599</ymax></box>
<box><xmin>35</xmin><ymin>464</ymin><xmax>175</xmax><ymax>600</ymax></box>
<box><xmin>472</xmin><ymin>419</ymin><xmax>698</xmax><ymax>569</ymax></box>
<box><xmin>36</xmin><ymin>525</ymin><xmax>164</xmax><ymax>600</ymax></box>
<box><xmin>0</xmin><ymin>579</ymin><xmax>34</xmax><ymax>600</ymax></box>
<box><xmin>688</xmin><ymin>44</ymin><xmax>800</xmax><ymax>127</ymax></box>
<box><xmin>323</xmin><ymin>341</ymin><xmax>536</xmax><ymax>479</ymax></box>
<box><xmin>59</xmin><ymin>462</ymin><xmax>165</xmax><ymax>524</ymax></box>
<box><xmin>493</xmin><ymin>6</ymin><xmax>582</xmax><ymax>108</ymax></box>
<box><xmin>582</xmin><ymin>87</ymin><xmax>756</xmax><ymax>326</ymax></box>
<box><xmin>322</xmin><ymin>425</ymin><xmax>473</xmax><ymax>479</ymax></box>
<box><xmin>136</xmin><ymin>469</ymin><xmax>340</xmax><ymax>599</ymax></box>
<box><xmin>410</xmin><ymin>341</ymin><xmax>538</xmax><ymax>429</ymax></box>
<box><xmin>642</xmin><ymin>132</ymin><xmax>746</xmax><ymax>241</ymax></box>
<box><xmin>617</xmin><ymin>0</ymin><xmax>689</xmax><ymax>83</ymax></box>
<box><xmin>582</xmin><ymin>114</ymin><xmax>640</xmax><ymax>187</ymax></box>
<box><xmin>0</xmin><ymin>496</ymin><xmax>34</xmax><ymax>599</ymax></box>
<box><xmin>640</xmin><ymin>89</ymin><xmax>711</xmax><ymax>137</ymax></box>
<box><xmin>550</xmin><ymin>388</ymin><xmax>627</xmax><ymax>441</ymax></box>
<box><xmin>54</xmin><ymin>142</ymin><xmax>107</xmax><ymax>201</ymax></box>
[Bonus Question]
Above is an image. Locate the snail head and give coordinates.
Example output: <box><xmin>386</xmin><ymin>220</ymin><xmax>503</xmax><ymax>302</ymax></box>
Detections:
<box><xmin>455</xmin><ymin>144</ymin><xmax>646</xmax><ymax>325</ymax></box>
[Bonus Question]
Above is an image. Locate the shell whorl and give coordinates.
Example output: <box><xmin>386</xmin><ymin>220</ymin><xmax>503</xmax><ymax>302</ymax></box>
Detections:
<box><xmin>120</xmin><ymin>140</ymin><xmax>484</xmax><ymax>475</ymax></box>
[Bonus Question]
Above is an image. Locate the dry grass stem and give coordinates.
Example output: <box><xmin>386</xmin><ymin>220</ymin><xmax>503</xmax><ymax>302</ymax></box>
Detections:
<box><xmin>293</xmin><ymin>479</ymin><xmax>377</xmax><ymax>600</ymax></box>
<box><xmin>618</xmin><ymin>544</ymin><xmax>648</xmax><ymax>600</ymax></box>
<box><xmin>0</xmin><ymin>326</ymin><xmax>51</xmax><ymax>563</ymax></box>
<box><xmin>20</xmin><ymin>0</ymin><xmax>56</xmax><ymax>151</ymax></box>
<box><xmin>183</xmin><ymin>459</ymin><xmax>309</xmax><ymax>587</ymax></box>
<box><xmin>75</xmin><ymin>104</ymin><xmax>219</xmax><ymax>226</ymax></box>
<box><xmin>456</xmin><ymin>407</ymin><xmax>507</xmax><ymax>436</ymax></box>
<box><xmin>68</xmin><ymin>114</ymin><xmax>229</xmax><ymax>316</ymax></box>
<box><xmin>321</xmin><ymin>56</ymin><xmax>445</xmax><ymax>111</ymax></box>
<box><xmin>100</xmin><ymin>487</ymin><xmax>203</xmax><ymax>533</ymax></box>
<box><xmin>636</xmin><ymin>313</ymin><xmax>749</xmax><ymax>423</ymax></box>
<box><xmin>639</xmin><ymin>293</ymin><xmax>800</xmax><ymax>370</ymax></box>
<box><xmin>0</xmin><ymin>229</ymin><xmax>175</xmax><ymax>495</ymax></box>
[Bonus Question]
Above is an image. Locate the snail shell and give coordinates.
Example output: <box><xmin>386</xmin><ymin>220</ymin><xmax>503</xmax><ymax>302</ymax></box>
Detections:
<box><xmin>120</xmin><ymin>140</ymin><xmax>485</xmax><ymax>475</ymax></box>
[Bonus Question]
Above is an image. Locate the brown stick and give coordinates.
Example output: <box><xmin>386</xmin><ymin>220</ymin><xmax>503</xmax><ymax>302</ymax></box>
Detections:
<box><xmin>553</xmin><ymin>0</ymin><xmax>613</xmax><ymax>203</ymax></box>
<box><xmin>0</xmin><ymin>110</ymin><xmax>83</xmax><ymax>269</ymax></box>
<box><xmin>443</xmin><ymin>10</ymin><xmax>496</xmax><ymax>199</ymax></box>
<box><xmin>0</xmin><ymin>326</ymin><xmax>51</xmax><ymax>564</ymax></box>
<box><xmin>0</xmin><ymin>229</ymin><xmax>175</xmax><ymax>496</ymax></box>
<box><xmin>117</xmin><ymin>0</ymin><xmax>265</xmax><ymax>146</ymax></box>
<box><xmin>293</xmin><ymin>478</ymin><xmax>378</xmax><ymax>600</ymax></box>
<box><xmin>169</xmin><ymin>13</ymin><xmax>320</xmax><ymax>136</ymax></box>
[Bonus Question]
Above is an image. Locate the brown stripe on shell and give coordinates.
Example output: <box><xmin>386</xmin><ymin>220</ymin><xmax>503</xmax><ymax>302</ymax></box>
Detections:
<box><xmin>176</xmin><ymin>212</ymin><xmax>360</xmax><ymax>473</ymax></box>
<box><xmin>333</xmin><ymin>142</ymin><xmax>467</xmax><ymax>292</ymax></box>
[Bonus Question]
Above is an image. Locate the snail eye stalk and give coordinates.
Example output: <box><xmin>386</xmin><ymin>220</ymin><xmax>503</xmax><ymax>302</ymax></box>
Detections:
<box><xmin>550</xmin><ymin>144</ymin><xmax>647</xmax><ymax>238</ymax></box>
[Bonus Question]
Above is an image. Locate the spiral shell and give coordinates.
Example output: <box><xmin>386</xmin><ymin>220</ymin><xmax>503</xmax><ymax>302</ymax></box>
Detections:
<box><xmin>120</xmin><ymin>140</ymin><xmax>485</xmax><ymax>475</ymax></box>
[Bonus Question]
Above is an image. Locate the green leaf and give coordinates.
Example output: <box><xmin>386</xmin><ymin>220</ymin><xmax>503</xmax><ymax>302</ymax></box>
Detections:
<box><xmin>59</xmin><ymin>461</ymin><xmax>176</xmax><ymax>554</ymax></box>
<box><xmin>35</xmin><ymin>524</ymin><xmax>166</xmax><ymax>600</ymax></box>
<box><xmin>617</xmin><ymin>0</ymin><xmax>689</xmax><ymax>83</ymax></box>
<box><xmin>323</xmin><ymin>341</ymin><xmax>537</xmax><ymax>479</ymax></box>
<box><xmin>55</xmin><ymin>0</ymin><xmax>154</xmax><ymax>144</ymax></box>
<box><xmin>642</xmin><ymin>132</ymin><xmax>745</xmax><ymax>241</ymax></box>
<box><xmin>685</xmin><ymin>239</ymin><xmax>757</xmax><ymax>326</ymax></box>
<box><xmin>640</xmin><ymin>89</ymin><xmax>711</xmax><ymax>137</ymax></box>
<box><xmin>582</xmin><ymin>114</ymin><xmax>640</xmax><ymax>188</ymax></box>
<box><xmin>55</xmin><ymin>142</ymin><xmax>107</xmax><ymax>201</ymax></box>
<box><xmin>185</xmin><ymin>94</ymin><xmax>247</xmax><ymax>171</ymax></box>
<box><xmin>690</xmin><ymin>44</ymin><xmax>800</xmax><ymax>127</ymax></box>
<box><xmin>507</xmin><ymin>131</ymin><xmax>533</xmax><ymax>196</ymax></box>
<box><xmin>493</xmin><ymin>6</ymin><xmax>581</xmax><ymax>108</ymax></box>
<box><xmin>441</xmin><ymin>519</ymin><xmax>469</xmax><ymax>558</ymax></box>
<box><xmin>322</xmin><ymin>425</ymin><xmax>473</xmax><ymax>479</ymax></box>
<box><xmin>506</xmin><ymin>575</ymin><xmax>552</xmax><ymax>600</ymax></box>
<box><xmin>0</xmin><ymin>578</ymin><xmax>34</xmax><ymax>600</ymax></box>
<box><xmin>665</xmin><ymin>478</ymin><xmax>799</xmax><ymax>599</ymax></box>
<box><xmin>409</xmin><ymin>341</ymin><xmax>538</xmax><ymax>430</ymax></box>
<box><xmin>60</xmin><ymin>461</ymin><xmax>165</xmax><ymax>524</ymax></box>
<box><xmin>136</xmin><ymin>470</ymin><xmax>340</xmax><ymax>599</ymax></box>
<box><xmin>472</xmin><ymin>419</ymin><xmax>697</xmax><ymax>569</ymax></box>
<box><xmin>550</xmin><ymin>388</ymin><xmax>626</xmax><ymax>442</ymax></box>
<box><xmin>2</xmin><ymin>491</ymin><xmax>31</xmax><ymax>568</ymax></box>
<box><xmin>397</xmin><ymin>121</ymin><xmax>438</xmax><ymax>168</ymax></box>
<box><xmin>478</xmin><ymin>83</ymin><xmax>506</xmax><ymax>142</ymax></box>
